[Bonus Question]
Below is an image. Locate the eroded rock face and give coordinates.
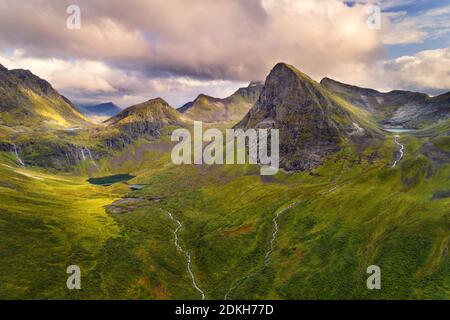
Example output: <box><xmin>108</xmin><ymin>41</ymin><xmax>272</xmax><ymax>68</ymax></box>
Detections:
<box><xmin>14</xmin><ymin>140</ymin><xmax>101</xmax><ymax>170</ymax></box>
<box><xmin>236</xmin><ymin>63</ymin><xmax>378</xmax><ymax>171</ymax></box>
<box><xmin>321</xmin><ymin>77</ymin><xmax>450</xmax><ymax>128</ymax></box>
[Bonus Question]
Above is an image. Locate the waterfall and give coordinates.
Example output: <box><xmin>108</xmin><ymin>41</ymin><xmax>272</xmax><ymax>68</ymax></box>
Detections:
<box><xmin>80</xmin><ymin>147</ymin><xmax>98</xmax><ymax>167</ymax></box>
<box><xmin>12</xmin><ymin>143</ymin><xmax>25</xmax><ymax>167</ymax></box>
<box><xmin>80</xmin><ymin>148</ymin><xmax>86</xmax><ymax>161</ymax></box>
<box><xmin>86</xmin><ymin>148</ymin><xmax>98</xmax><ymax>168</ymax></box>
<box><xmin>86</xmin><ymin>148</ymin><xmax>93</xmax><ymax>161</ymax></box>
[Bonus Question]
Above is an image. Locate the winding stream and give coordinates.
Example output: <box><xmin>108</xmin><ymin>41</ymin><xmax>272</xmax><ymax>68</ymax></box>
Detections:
<box><xmin>224</xmin><ymin>200</ymin><xmax>301</xmax><ymax>300</ymax></box>
<box><xmin>164</xmin><ymin>210</ymin><xmax>206</xmax><ymax>300</ymax></box>
<box><xmin>392</xmin><ymin>135</ymin><xmax>404</xmax><ymax>168</ymax></box>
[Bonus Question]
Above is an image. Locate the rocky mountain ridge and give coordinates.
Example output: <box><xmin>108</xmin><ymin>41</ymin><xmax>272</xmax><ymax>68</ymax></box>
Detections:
<box><xmin>178</xmin><ymin>81</ymin><xmax>263</xmax><ymax>123</ymax></box>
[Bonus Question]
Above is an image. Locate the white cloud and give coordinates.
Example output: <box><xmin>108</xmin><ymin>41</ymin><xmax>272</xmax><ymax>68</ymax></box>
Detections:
<box><xmin>381</xmin><ymin>19</ymin><xmax>428</xmax><ymax>45</ymax></box>
<box><xmin>0</xmin><ymin>0</ymin><xmax>383</xmax><ymax>81</ymax></box>
<box><xmin>309</xmin><ymin>47</ymin><xmax>450</xmax><ymax>96</ymax></box>
<box><xmin>0</xmin><ymin>50</ymin><xmax>244</xmax><ymax>108</ymax></box>
<box><xmin>376</xmin><ymin>48</ymin><xmax>450</xmax><ymax>93</ymax></box>
<box><xmin>0</xmin><ymin>0</ymin><xmax>448</xmax><ymax>105</ymax></box>
<box><xmin>381</xmin><ymin>4</ymin><xmax>450</xmax><ymax>45</ymax></box>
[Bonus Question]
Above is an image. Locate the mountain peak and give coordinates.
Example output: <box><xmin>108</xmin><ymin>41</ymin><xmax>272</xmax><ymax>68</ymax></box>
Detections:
<box><xmin>105</xmin><ymin>97</ymin><xmax>182</xmax><ymax>126</ymax></box>
<box><xmin>195</xmin><ymin>94</ymin><xmax>221</xmax><ymax>104</ymax></box>
<box><xmin>320</xmin><ymin>77</ymin><xmax>337</xmax><ymax>86</ymax></box>
<box><xmin>148</xmin><ymin>97</ymin><xmax>168</xmax><ymax>104</ymax></box>
<box><xmin>269</xmin><ymin>63</ymin><xmax>316</xmax><ymax>86</ymax></box>
<box><xmin>134</xmin><ymin>97</ymin><xmax>172</xmax><ymax>109</ymax></box>
<box><xmin>0</xmin><ymin>64</ymin><xmax>89</xmax><ymax>128</ymax></box>
<box><xmin>178</xmin><ymin>82</ymin><xmax>263</xmax><ymax>122</ymax></box>
<box><xmin>237</xmin><ymin>62</ymin><xmax>380</xmax><ymax>171</ymax></box>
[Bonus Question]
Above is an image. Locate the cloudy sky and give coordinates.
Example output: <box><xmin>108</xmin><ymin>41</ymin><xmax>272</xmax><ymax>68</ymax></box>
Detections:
<box><xmin>0</xmin><ymin>0</ymin><xmax>449</xmax><ymax>108</ymax></box>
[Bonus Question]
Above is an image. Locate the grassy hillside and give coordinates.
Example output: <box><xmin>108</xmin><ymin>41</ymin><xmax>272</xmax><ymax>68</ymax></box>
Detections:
<box><xmin>0</xmin><ymin>63</ymin><xmax>447</xmax><ymax>300</ymax></box>
<box><xmin>0</xmin><ymin>66</ymin><xmax>90</xmax><ymax>130</ymax></box>
<box><xmin>0</xmin><ymin>156</ymin><xmax>123</xmax><ymax>299</ymax></box>
<box><xmin>0</xmin><ymin>128</ymin><xmax>447</xmax><ymax>299</ymax></box>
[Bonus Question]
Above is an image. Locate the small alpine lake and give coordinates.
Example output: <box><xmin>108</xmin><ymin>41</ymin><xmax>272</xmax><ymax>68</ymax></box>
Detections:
<box><xmin>87</xmin><ymin>174</ymin><xmax>135</xmax><ymax>186</ymax></box>
<box><xmin>383</xmin><ymin>128</ymin><xmax>417</xmax><ymax>133</ymax></box>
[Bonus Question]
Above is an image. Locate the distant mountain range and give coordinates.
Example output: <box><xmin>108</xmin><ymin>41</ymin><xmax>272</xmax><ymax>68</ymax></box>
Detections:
<box><xmin>77</xmin><ymin>102</ymin><xmax>122</xmax><ymax>118</ymax></box>
<box><xmin>0</xmin><ymin>60</ymin><xmax>449</xmax><ymax>171</ymax></box>
<box><xmin>0</xmin><ymin>60</ymin><xmax>449</xmax><ymax>300</ymax></box>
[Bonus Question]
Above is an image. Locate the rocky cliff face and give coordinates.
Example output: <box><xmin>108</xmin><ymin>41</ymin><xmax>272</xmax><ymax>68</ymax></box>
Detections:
<box><xmin>321</xmin><ymin>77</ymin><xmax>450</xmax><ymax>128</ymax></box>
<box><xmin>237</xmin><ymin>63</ymin><xmax>380</xmax><ymax>171</ymax></box>
<box><xmin>1</xmin><ymin>139</ymin><xmax>101</xmax><ymax>171</ymax></box>
<box><xmin>178</xmin><ymin>82</ymin><xmax>263</xmax><ymax>123</ymax></box>
<box><xmin>0</xmin><ymin>64</ymin><xmax>90</xmax><ymax>128</ymax></box>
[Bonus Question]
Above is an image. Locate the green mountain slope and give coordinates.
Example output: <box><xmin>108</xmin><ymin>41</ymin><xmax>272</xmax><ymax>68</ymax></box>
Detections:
<box><xmin>102</xmin><ymin>98</ymin><xmax>188</xmax><ymax>148</ymax></box>
<box><xmin>0</xmin><ymin>64</ymin><xmax>90</xmax><ymax>130</ymax></box>
<box><xmin>1</xmin><ymin>127</ymin><xmax>448</xmax><ymax>299</ymax></box>
<box><xmin>0</xmin><ymin>63</ymin><xmax>448</xmax><ymax>300</ymax></box>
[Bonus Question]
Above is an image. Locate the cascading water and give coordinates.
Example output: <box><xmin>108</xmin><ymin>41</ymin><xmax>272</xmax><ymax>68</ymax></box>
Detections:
<box><xmin>12</xmin><ymin>143</ymin><xmax>25</xmax><ymax>167</ymax></box>
<box><xmin>224</xmin><ymin>200</ymin><xmax>302</xmax><ymax>300</ymax></box>
<box><xmin>80</xmin><ymin>148</ymin><xmax>86</xmax><ymax>161</ymax></box>
<box><xmin>392</xmin><ymin>135</ymin><xmax>404</xmax><ymax>168</ymax></box>
<box><xmin>164</xmin><ymin>209</ymin><xmax>205</xmax><ymax>300</ymax></box>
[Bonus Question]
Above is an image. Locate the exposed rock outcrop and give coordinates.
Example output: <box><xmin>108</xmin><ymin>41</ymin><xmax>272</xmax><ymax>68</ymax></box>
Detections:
<box><xmin>321</xmin><ymin>77</ymin><xmax>450</xmax><ymax>128</ymax></box>
<box><xmin>237</xmin><ymin>63</ymin><xmax>381</xmax><ymax>171</ymax></box>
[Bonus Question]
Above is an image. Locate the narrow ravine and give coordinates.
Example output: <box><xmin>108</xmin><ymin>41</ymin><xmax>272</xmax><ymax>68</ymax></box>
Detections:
<box><xmin>392</xmin><ymin>135</ymin><xmax>404</xmax><ymax>168</ymax></box>
<box><xmin>164</xmin><ymin>210</ymin><xmax>206</xmax><ymax>300</ymax></box>
<box><xmin>224</xmin><ymin>200</ymin><xmax>301</xmax><ymax>300</ymax></box>
<box><xmin>12</xmin><ymin>143</ymin><xmax>25</xmax><ymax>167</ymax></box>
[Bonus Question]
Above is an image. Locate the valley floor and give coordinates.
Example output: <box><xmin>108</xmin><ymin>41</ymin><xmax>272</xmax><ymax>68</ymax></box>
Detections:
<box><xmin>0</xmin><ymin>134</ymin><xmax>449</xmax><ymax>299</ymax></box>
